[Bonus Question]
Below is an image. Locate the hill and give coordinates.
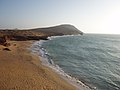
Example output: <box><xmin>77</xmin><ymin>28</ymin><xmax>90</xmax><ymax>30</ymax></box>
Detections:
<box><xmin>31</xmin><ymin>24</ymin><xmax>83</xmax><ymax>36</ymax></box>
<box><xmin>0</xmin><ymin>24</ymin><xmax>83</xmax><ymax>45</ymax></box>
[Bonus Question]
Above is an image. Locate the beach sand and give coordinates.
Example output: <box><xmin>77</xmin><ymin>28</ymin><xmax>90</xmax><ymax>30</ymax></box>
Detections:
<box><xmin>0</xmin><ymin>41</ymin><xmax>76</xmax><ymax>90</ymax></box>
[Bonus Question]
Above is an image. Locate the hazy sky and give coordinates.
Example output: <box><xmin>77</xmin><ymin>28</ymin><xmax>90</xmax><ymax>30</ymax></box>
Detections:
<box><xmin>0</xmin><ymin>0</ymin><xmax>120</xmax><ymax>34</ymax></box>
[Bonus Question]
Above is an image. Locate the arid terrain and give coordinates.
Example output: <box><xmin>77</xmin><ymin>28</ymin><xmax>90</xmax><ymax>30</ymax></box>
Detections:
<box><xmin>0</xmin><ymin>24</ymin><xmax>83</xmax><ymax>90</ymax></box>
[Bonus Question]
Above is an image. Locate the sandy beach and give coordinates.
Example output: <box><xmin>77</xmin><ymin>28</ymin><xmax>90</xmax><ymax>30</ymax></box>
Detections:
<box><xmin>0</xmin><ymin>41</ymin><xmax>76</xmax><ymax>90</ymax></box>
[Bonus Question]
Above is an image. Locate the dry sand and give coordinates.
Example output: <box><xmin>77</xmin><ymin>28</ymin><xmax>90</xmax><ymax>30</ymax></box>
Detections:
<box><xmin>0</xmin><ymin>41</ymin><xmax>76</xmax><ymax>90</ymax></box>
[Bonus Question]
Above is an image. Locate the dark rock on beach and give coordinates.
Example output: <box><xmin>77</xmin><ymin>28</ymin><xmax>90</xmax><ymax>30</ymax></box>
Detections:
<box><xmin>3</xmin><ymin>48</ymin><xmax>11</xmax><ymax>51</ymax></box>
<box><xmin>0</xmin><ymin>37</ymin><xmax>6</xmax><ymax>45</ymax></box>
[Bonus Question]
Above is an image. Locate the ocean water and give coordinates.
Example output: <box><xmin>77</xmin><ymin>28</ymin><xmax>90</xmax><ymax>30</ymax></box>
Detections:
<box><xmin>32</xmin><ymin>34</ymin><xmax>120</xmax><ymax>90</ymax></box>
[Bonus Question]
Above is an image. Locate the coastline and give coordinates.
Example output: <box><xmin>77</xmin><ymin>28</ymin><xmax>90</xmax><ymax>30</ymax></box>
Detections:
<box><xmin>31</xmin><ymin>40</ymin><xmax>91</xmax><ymax>90</ymax></box>
<box><xmin>0</xmin><ymin>41</ymin><xmax>76</xmax><ymax>90</ymax></box>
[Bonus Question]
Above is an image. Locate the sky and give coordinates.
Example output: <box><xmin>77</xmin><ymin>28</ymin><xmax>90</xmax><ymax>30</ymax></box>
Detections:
<box><xmin>0</xmin><ymin>0</ymin><xmax>120</xmax><ymax>34</ymax></box>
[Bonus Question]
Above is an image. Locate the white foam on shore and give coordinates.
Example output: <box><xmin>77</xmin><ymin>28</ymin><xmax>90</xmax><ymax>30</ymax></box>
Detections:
<box><xmin>31</xmin><ymin>40</ymin><xmax>92</xmax><ymax>90</ymax></box>
<box><xmin>47</xmin><ymin>34</ymin><xmax>81</xmax><ymax>40</ymax></box>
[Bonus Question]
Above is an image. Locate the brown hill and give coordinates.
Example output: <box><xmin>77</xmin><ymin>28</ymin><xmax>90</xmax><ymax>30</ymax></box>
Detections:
<box><xmin>31</xmin><ymin>24</ymin><xmax>83</xmax><ymax>36</ymax></box>
<box><xmin>0</xmin><ymin>24</ymin><xmax>83</xmax><ymax>44</ymax></box>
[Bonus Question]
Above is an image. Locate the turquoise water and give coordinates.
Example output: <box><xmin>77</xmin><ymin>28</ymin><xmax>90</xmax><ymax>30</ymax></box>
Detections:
<box><xmin>35</xmin><ymin>34</ymin><xmax>120</xmax><ymax>90</ymax></box>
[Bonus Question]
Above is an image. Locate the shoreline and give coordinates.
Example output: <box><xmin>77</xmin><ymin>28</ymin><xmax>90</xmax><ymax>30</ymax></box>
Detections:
<box><xmin>0</xmin><ymin>41</ymin><xmax>76</xmax><ymax>90</ymax></box>
<box><xmin>31</xmin><ymin>40</ymin><xmax>91</xmax><ymax>90</ymax></box>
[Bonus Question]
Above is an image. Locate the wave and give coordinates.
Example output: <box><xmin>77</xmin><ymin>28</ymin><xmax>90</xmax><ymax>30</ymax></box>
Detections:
<box><xmin>31</xmin><ymin>40</ymin><xmax>92</xmax><ymax>90</ymax></box>
<box><xmin>47</xmin><ymin>34</ymin><xmax>81</xmax><ymax>40</ymax></box>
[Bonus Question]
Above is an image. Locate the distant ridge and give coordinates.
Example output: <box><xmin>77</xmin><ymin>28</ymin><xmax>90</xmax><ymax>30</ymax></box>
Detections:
<box><xmin>0</xmin><ymin>24</ymin><xmax>83</xmax><ymax>41</ymax></box>
<box><xmin>31</xmin><ymin>24</ymin><xmax>83</xmax><ymax>36</ymax></box>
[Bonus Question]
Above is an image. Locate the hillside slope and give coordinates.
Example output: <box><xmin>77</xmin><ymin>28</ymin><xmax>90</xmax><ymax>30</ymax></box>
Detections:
<box><xmin>31</xmin><ymin>24</ymin><xmax>83</xmax><ymax>36</ymax></box>
<box><xmin>0</xmin><ymin>24</ymin><xmax>83</xmax><ymax>43</ymax></box>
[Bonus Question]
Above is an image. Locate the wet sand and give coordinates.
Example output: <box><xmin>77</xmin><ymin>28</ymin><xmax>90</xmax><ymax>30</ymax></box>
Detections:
<box><xmin>0</xmin><ymin>41</ymin><xmax>76</xmax><ymax>90</ymax></box>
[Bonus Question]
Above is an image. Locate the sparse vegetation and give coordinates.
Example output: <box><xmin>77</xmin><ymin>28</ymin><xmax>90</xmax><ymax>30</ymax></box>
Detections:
<box><xmin>0</xmin><ymin>24</ymin><xmax>83</xmax><ymax>46</ymax></box>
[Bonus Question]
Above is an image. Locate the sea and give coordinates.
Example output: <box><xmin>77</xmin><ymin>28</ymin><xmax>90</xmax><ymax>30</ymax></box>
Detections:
<box><xmin>32</xmin><ymin>34</ymin><xmax>120</xmax><ymax>90</ymax></box>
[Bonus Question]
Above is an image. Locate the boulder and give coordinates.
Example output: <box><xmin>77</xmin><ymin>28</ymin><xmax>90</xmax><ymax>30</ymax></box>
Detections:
<box><xmin>0</xmin><ymin>37</ymin><xmax>6</xmax><ymax>45</ymax></box>
<box><xmin>3</xmin><ymin>48</ymin><xmax>11</xmax><ymax>51</ymax></box>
